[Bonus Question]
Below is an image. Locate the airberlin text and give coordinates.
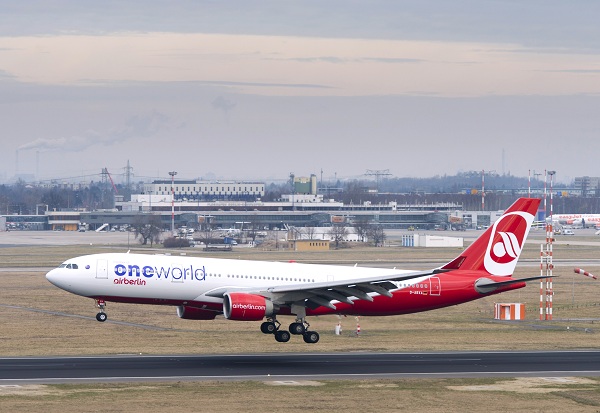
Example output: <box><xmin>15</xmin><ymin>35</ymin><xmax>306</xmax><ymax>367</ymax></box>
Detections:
<box><xmin>113</xmin><ymin>263</ymin><xmax>207</xmax><ymax>284</ymax></box>
<box><xmin>114</xmin><ymin>278</ymin><xmax>147</xmax><ymax>286</ymax></box>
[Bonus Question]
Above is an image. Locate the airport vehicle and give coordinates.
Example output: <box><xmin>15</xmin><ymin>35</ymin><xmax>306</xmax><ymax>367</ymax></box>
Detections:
<box><xmin>46</xmin><ymin>198</ymin><xmax>544</xmax><ymax>344</ymax></box>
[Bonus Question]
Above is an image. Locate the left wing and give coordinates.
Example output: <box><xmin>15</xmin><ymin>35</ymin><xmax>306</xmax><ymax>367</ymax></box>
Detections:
<box><xmin>207</xmin><ymin>269</ymin><xmax>448</xmax><ymax>310</ymax></box>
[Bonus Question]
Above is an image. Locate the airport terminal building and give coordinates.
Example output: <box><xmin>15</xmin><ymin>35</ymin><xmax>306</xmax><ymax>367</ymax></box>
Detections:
<box><xmin>142</xmin><ymin>180</ymin><xmax>265</xmax><ymax>202</ymax></box>
<box><xmin>0</xmin><ymin>179</ymin><xmax>509</xmax><ymax>232</ymax></box>
<box><xmin>2</xmin><ymin>196</ymin><xmax>466</xmax><ymax>232</ymax></box>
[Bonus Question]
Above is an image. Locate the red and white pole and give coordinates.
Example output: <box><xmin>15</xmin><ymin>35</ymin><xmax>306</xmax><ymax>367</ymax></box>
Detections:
<box><xmin>547</xmin><ymin>171</ymin><xmax>555</xmax><ymax>320</ymax></box>
<box><xmin>540</xmin><ymin>244</ymin><xmax>545</xmax><ymax>320</ymax></box>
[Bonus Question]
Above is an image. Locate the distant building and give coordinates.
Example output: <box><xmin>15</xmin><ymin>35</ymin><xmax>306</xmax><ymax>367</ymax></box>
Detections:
<box><xmin>143</xmin><ymin>180</ymin><xmax>265</xmax><ymax>201</ymax></box>
<box><xmin>289</xmin><ymin>239</ymin><xmax>330</xmax><ymax>251</ymax></box>
<box><xmin>293</xmin><ymin>174</ymin><xmax>317</xmax><ymax>195</ymax></box>
<box><xmin>574</xmin><ymin>176</ymin><xmax>600</xmax><ymax>197</ymax></box>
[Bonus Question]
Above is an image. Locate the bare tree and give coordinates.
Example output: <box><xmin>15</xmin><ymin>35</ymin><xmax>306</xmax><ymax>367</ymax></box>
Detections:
<box><xmin>303</xmin><ymin>226</ymin><xmax>318</xmax><ymax>240</ymax></box>
<box><xmin>242</xmin><ymin>213</ymin><xmax>262</xmax><ymax>243</ymax></box>
<box><xmin>197</xmin><ymin>222</ymin><xmax>216</xmax><ymax>246</ymax></box>
<box><xmin>132</xmin><ymin>214</ymin><xmax>162</xmax><ymax>246</ymax></box>
<box><xmin>367</xmin><ymin>224</ymin><xmax>386</xmax><ymax>247</ymax></box>
<box><xmin>352</xmin><ymin>216</ymin><xmax>371</xmax><ymax>242</ymax></box>
<box><xmin>288</xmin><ymin>226</ymin><xmax>303</xmax><ymax>240</ymax></box>
<box><xmin>328</xmin><ymin>224</ymin><xmax>348</xmax><ymax>249</ymax></box>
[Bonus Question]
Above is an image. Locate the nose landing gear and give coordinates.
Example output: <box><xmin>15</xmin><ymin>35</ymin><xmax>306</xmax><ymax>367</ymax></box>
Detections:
<box><xmin>95</xmin><ymin>299</ymin><xmax>107</xmax><ymax>322</ymax></box>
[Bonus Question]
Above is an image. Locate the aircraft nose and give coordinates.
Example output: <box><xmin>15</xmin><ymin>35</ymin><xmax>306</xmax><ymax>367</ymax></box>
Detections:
<box><xmin>46</xmin><ymin>268</ymin><xmax>64</xmax><ymax>288</ymax></box>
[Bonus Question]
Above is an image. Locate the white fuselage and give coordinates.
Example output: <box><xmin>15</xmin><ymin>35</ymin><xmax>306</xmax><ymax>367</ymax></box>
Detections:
<box><xmin>46</xmin><ymin>252</ymin><xmax>418</xmax><ymax>306</ymax></box>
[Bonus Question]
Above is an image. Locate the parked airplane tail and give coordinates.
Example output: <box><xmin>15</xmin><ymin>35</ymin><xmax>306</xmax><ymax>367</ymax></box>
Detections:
<box><xmin>440</xmin><ymin>198</ymin><xmax>540</xmax><ymax>277</ymax></box>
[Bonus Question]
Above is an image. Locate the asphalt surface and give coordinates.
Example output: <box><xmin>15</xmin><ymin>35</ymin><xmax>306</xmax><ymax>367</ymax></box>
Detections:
<box><xmin>1</xmin><ymin>351</ymin><xmax>600</xmax><ymax>384</ymax></box>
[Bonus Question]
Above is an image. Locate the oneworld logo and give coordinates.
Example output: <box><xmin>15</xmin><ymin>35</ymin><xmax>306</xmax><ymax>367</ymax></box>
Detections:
<box><xmin>483</xmin><ymin>211</ymin><xmax>533</xmax><ymax>276</ymax></box>
<box><xmin>114</xmin><ymin>263</ymin><xmax>206</xmax><ymax>282</ymax></box>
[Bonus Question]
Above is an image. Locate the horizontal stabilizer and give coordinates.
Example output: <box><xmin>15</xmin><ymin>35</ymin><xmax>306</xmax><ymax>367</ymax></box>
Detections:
<box><xmin>475</xmin><ymin>275</ymin><xmax>557</xmax><ymax>294</ymax></box>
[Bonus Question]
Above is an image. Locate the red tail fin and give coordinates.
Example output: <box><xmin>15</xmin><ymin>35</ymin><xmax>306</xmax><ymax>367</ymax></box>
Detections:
<box><xmin>441</xmin><ymin>198</ymin><xmax>540</xmax><ymax>276</ymax></box>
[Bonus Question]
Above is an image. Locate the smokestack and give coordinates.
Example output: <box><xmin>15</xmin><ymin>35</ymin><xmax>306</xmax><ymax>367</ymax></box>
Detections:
<box><xmin>36</xmin><ymin>151</ymin><xmax>40</xmax><ymax>179</ymax></box>
<box><xmin>15</xmin><ymin>150</ymin><xmax>19</xmax><ymax>175</ymax></box>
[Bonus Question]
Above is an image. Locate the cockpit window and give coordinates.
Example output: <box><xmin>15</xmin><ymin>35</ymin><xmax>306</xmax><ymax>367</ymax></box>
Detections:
<box><xmin>59</xmin><ymin>264</ymin><xmax>67</xmax><ymax>268</ymax></box>
<box><xmin>71</xmin><ymin>264</ymin><xmax>78</xmax><ymax>269</ymax></box>
<box><xmin>62</xmin><ymin>263</ymin><xmax>78</xmax><ymax>269</ymax></box>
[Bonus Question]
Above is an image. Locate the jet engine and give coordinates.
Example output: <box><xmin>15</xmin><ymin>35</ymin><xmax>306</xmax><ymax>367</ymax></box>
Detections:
<box><xmin>223</xmin><ymin>292</ymin><xmax>274</xmax><ymax>321</ymax></box>
<box><xmin>176</xmin><ymin>305</ymin><xmax>219</xmax><ymax>320</ymax></box>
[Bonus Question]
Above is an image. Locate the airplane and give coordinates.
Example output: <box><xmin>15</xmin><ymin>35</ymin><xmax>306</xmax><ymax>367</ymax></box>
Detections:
<box><xmin>546</xmin><ymin>213</ymin><xmax>600</xmax><ymax>229</ymax></box>
<box><xmin>46</xmin><ymin>197</ymin><xmax>546</xmax><ymax>344</ymax></box>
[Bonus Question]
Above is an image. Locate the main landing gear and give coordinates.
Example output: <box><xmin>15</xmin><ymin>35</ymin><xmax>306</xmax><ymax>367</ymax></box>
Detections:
<box><xmin>260</xmin><ymin>317</ymin><xmax>320</xmax><ymax>344</ymax></box>
<box><xmin>95</xmin><ymin>299</ymin><xmax>107</xmax><ymax>322</ymax></box>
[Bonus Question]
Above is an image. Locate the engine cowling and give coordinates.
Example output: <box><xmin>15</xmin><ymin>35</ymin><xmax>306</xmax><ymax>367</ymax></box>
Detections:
<box><xmin>223</xmin><ymin>292</ymin><xmax>274</xmax><ymax>321</ymax></box>
<box><xmin>176</xmin><ymin>305</ymin><xmax>219</xmax><ymax>320</ymax></box>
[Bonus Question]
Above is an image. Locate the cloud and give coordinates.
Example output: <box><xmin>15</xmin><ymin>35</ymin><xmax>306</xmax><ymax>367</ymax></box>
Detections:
<box><xmin>212</xmin><ymin>96</ymin><xmax>236</xmax><ymax>112</ymax></box>
<box><xmin>269</xmin><ymin>56</ymin><xmax>423</xmax><ymax>64</ymax></box>
<box><xmin>0</xmin><ymin>69</ymin><xmax>16</xmax><ymax>80</ymax></box>
<box><xmin>18</xmin><ymin>111</ymin><xmax>170</xmax><ymax>152</ymax></box>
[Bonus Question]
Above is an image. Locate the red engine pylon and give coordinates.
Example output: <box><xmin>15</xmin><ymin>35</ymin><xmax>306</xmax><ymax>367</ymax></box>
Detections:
<box><xmin>574</xmin><ymin>268</ymin><xmax>597</xmax><ymax>280</ymax></box>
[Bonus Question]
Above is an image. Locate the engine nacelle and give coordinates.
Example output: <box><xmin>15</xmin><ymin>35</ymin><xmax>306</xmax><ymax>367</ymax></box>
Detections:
<box><xmin>176</xmin><ymin>305</ymin><xmax>218</xmax><ymax>320</ymax></box>
<box><xmin>223</xmin><ymin>292</ymin><xmax>274</xmax><ymax>321</ymax></box>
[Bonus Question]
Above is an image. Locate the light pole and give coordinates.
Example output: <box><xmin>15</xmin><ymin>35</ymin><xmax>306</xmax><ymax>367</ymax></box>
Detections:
<box><xmin>169</xmin><ymin>171</ymin><xmax>177</xmax><ymax>234</ymax></box>
<box><xmin>481</xmin><ymin>169</ymin><xmax>496</xmax><ymax>211</ymax></box>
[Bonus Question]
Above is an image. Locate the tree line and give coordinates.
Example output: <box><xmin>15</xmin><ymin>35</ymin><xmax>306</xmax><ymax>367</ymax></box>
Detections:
<box><xmin>2</xmin><ymin>172</ymin><xmax>600</xmax><ymax>215</ymax></box>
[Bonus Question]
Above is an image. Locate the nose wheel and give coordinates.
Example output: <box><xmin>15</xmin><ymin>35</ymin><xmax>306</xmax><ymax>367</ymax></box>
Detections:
<box><xmin>95</xmin><ymin>299</ymin><xmax>107</xmax><ymax>322</ymax></box>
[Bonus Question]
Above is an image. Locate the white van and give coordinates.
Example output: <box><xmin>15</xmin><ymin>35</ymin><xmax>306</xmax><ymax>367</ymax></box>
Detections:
<box><xmin>563</xmin><ymin>229</ymin><xmax>575</xmax><ymax>235</ymax></box>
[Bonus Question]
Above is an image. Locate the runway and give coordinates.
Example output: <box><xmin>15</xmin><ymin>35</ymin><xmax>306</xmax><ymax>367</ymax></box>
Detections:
<box><xmin>2</xmin><ymin>351</ymin><xmax>600</xmax><ymax>384</ymax></box>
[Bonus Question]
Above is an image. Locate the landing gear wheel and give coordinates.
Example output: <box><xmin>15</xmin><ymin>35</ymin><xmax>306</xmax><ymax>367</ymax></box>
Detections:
<box><xmin>274</xmin><ymin>330</ymin><xmax>291</xmax><ymax>343</ymax></box>
<box><xmin>303</xmin><ymin>331</ymin><xmax>319</xmax><ymax>344</ymax></box>
<box><xmin>261</xmin><ymin>321</ymin><xmax>277</xmax><ymax>334</ymax></box>
<box><xmin>94</xmin><ymin>299</ymin><xmax>107</xmax><ymax>322</ymax></box>
<box><xmin>289</xmin><ymin>322</ymin><xmax>306</xmax><ymax>335</ymax></box>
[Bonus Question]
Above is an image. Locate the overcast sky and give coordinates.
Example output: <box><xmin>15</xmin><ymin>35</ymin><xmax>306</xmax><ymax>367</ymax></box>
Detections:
<box><xmin>1</xmin><ymin>1</ymin><xmax>599</xmax><ymax>185</ymax></box>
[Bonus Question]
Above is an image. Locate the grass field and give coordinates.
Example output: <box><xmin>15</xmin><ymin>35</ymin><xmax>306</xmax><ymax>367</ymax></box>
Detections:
<box><xmin>1</xmin><ymin>234</ymin><xmax>600</xmax><ymax>411</ymax></box>
<box><xmin>2</xmin><ymin>378</ymin><xmax>600</xmax><ymax>413</ymax></box>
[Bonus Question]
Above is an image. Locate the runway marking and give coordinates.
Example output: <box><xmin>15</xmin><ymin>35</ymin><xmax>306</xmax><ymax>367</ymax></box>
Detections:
<box><xmin>449</xmin><ymin>376</ymin><xmax>598</xmax><ymax>393</ymax></box>
<box><xmin>2</xmin><ymin>349</ymin><xmax>600</xmax><ymax>361</ymax></box>
<box><xmin>2</xmin><ymin>371</ymin><xmax>600</xmax><ymax>385</ymax></box>
<box><xmin>266</xmin><ymin>380</ymin><xmax>324</xmax><ymax>386</ymax></box>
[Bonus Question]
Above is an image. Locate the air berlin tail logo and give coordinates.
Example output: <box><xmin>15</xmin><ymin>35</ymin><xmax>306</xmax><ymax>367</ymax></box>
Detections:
<box><xmin>484</xmin><ymin>211</ymin><xmax>533</xmax><ymax>276</ymax></box>
<box><xmin>494</xmin><ymin>232</ymin><xmax>521</xmax><ymax>259</ymax></box>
